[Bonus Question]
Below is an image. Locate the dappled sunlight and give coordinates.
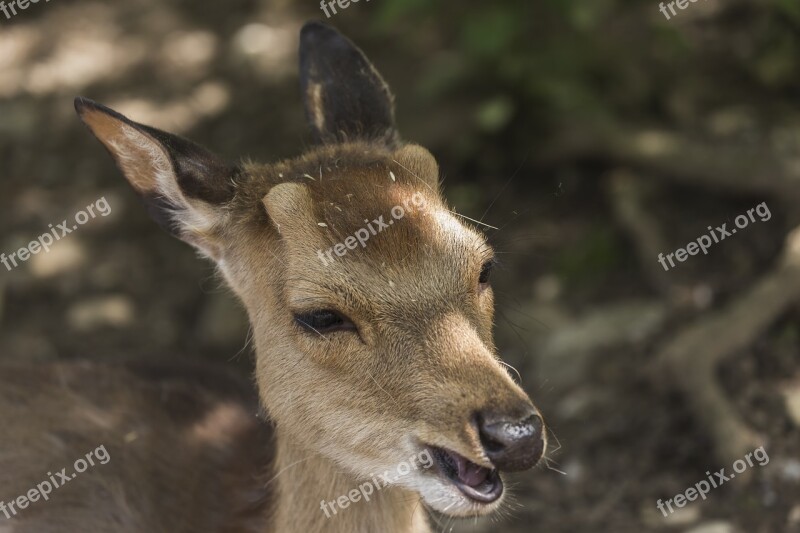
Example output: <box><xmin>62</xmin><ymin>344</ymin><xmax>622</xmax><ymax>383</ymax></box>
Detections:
<box><xmin>25</xmin><ymin>31</ymin><xmax>141</xmax><ymax>96</ymax></box>
<box><xmin>29</xmin><ymin>237</ymin><xmax>86</xmax><ymax>278</ymax></box>
<box><xmin>632</xmin><ymin>130</ymin><xmax>678</xmax><ymax>157</ymax></box>
<box><xmin>158</xmin><ymin>30</ymin><xmax>218</xmax><ymax>79</ymax></box>
<box><xmin>109</xmin><ymin>81</ymin><xmax>231</xmax><ymax>134</ymax></box>
<box><xmin>66</xmin><ymin>295</ymin><xmax>135</xmax><ymax>331</ymax></box>
<box><xmin>190</xmin><ymin>402</ymin><xmax>253</xmax><ymax>448</ymax></box>
<box><xmin>232</xmin><ymin>22</ymin><xmax>298</xmax><ymax>79</ymax></box>
<box><xmin>0</xmin><ymin>25</ymin><xmax>38</xmax><ymax>91</ymax></box>
<box><xmin>0</xmin><ymin>1</ymin><xmax>300</xmax><ymax>100</ymax></box>
<box><xmin>0</xmin><ymin>3</ymin><xmax>145</xmax><ymax>97</ymax></box>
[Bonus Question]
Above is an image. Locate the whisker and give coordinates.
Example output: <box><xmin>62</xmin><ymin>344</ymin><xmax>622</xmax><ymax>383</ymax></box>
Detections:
<box><xmin>228</xmin><ymin>324</ymin><xmax>255</xmax><ymax>362</ymax></box>
<box><xmin>479</xmin><ymin>152</ymin><xmax>529</xmax><ymax>223</ymax></box>
<box><xmin>262</xmin><ymin>454</ymin><xmax>319</xmax><ymax>488</ymax></box>
<box><xmin>543</xmin><ymin>456</ymin><xmax>567</xmax><ymax>476</ymax></box>
<box><xmin>546</xmin><ymin>426</ymin><xmax>563</xmax><ymax>455</ymax></box>
<box><xmin>391</xmin><ymin>158</ymin><xmax>436</xmax><ymax>193</ymax></box>
<box><xmin>449</xmin><ymin>210</ymin><xmax>499</xmax><ymax>230</ymax></box>
<box><xmin>366</xmin><ymin>369</ymin><xmax>399</xmax><ymax>406</ymax></box>
<box><xmin>499</xmin><ymin>359</ymin><xmax>523</xmax><ymax>384</ymax></box>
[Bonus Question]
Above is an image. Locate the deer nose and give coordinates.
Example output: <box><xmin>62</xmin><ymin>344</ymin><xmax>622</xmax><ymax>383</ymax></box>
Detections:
<box><xmin>477</xmin><ymin>409</ymin><xmax>545</xmax><ymax>471</ymax></box>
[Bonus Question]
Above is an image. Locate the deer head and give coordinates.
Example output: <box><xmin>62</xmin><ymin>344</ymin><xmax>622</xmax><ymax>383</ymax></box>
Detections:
<box><xmin>75</xmin><ymin>21</ymin><xmax>545</xmax><ymax>528</ymax></box>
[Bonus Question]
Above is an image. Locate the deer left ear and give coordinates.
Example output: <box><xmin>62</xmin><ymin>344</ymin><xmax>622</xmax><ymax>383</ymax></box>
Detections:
<box><xmin>299</xmin><ymin>22</ymin><xmax>398</xmax><ymax>147</ymax></box>
<box><xmin>74</xmin><ymin>97</ymin><xmax>238</xmax><ymax>259</ymax></box>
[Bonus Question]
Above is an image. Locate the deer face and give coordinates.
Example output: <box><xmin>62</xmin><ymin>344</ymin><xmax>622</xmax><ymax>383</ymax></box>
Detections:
<box><xmin>76</xmin><ymin>22</ymin><xmax>545</xmax><ymax>519</ymax></box>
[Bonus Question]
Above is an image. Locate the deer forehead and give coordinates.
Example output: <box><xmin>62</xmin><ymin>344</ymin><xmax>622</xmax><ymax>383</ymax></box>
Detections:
<box><xmin>260</xmin><ymin>181</ymin><xmax>486</xmax><ymax>311</ymax></box>
<box><xmin>266</xmin><ymin>183</ymin><xmax>481</xmax><ymax>262</ymax></box>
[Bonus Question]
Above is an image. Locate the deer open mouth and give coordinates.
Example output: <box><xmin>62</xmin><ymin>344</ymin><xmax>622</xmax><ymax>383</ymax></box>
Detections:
<box><xmin>429</xmin><ymin>446</ymin><xmax>503</xmax><ymax>503</ymax></box>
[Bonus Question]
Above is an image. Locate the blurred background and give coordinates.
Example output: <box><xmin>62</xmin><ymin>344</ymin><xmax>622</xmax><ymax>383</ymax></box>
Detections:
<box><xmin>1</xmin><ymin>0</ymin><xmax>799</xmax><ymax>531</ymax></box>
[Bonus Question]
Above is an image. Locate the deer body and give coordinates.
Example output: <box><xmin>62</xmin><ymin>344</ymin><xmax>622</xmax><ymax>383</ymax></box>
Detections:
<box><xmin>0</xmin><ymin>361</ymin><xmax>273</xmax><ymax>533</ymax></box>
<box><xmin>0</xmin><ymin>23</ymin><xmax>546</xmax><ymax>533</ymax></box>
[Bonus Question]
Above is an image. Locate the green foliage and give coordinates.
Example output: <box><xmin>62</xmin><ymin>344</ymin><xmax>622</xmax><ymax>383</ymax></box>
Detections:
<box><xmin>555</xmin><ymin>226</ymin><xmax>621</xmax><ymax>287</ymax></box>
<box><xmin>774</xmin><ymin>0</ymin><xmax>800</xmax><ymax>24</ymax></box>
<box><xmin>474</xmin><ymin>96</ymin><xmax>515</xmax><ymax>133</ymax></box>
<box><xmin>459</xmin><ymin>7</ymin><xmax>522</xmax><ymax>57</ymax></box>
<box><xmin>375</xmin><ymin>0</ymin><xmax>797</xmax><ymax>129</ymax></box>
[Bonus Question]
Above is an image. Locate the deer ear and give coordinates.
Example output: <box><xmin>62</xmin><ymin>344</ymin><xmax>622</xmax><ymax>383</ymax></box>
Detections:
<box><xmin>299</xmin><ymin>22</ymin><xmax>398</xmax><ymax>146</ymax></box>
<box><xmin>74</xmin><ymin>97</ymin><xmax>238</xmax><ymax>259</ymax></box>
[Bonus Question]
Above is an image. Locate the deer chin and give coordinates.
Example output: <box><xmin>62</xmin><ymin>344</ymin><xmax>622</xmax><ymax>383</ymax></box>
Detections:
<box><xmin>414</xmin><ymin>474</ymin><xmax>505</xmax><ymax>518</ymax></box>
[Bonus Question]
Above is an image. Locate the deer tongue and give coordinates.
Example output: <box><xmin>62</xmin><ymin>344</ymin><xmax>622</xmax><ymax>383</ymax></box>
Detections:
<box><xmin>430</xmin><ymin>445</ymin><xmax>504</xmax><ymax>503</ymax></box>
<box><xmin>454</xmin><ymin>453</ymin><xmax>490</xmax><ymax>487</ymax></box>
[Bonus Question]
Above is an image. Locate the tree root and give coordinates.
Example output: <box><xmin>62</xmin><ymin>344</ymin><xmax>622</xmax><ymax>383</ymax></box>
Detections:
<box><xmin>606</xmin><ymin>167</ymin><xmax>800</xmax><ymax>462</ymax></box>
<box><xmin>544</xmin><ymin>122</ymin><xmax>800</xmax><ymax>204</ymax></box>
<box><xmin>654</xmin><ymin>227</ymin><xmax>800</xmax><ymax>463</ymax></box>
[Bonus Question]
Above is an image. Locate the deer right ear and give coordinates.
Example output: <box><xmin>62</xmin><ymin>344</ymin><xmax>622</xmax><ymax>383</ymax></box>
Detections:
<box><xmin>299</xmin><ymin>22</ymin><xmax>398</xmax><ymax>147</ymax></box>
<box><xmin>75</xmin><ymin>97</ymin><xmax>239</xmax><ymax>260</ymax></box>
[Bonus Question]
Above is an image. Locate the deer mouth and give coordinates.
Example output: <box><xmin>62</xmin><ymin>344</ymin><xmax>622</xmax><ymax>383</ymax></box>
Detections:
<box><xmin>428</xmin><ymin>446</ymin><xmax>503</xmax><ymax>503</ymax></box>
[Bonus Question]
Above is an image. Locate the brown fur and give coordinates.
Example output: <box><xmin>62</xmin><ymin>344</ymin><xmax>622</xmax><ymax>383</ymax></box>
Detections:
<box><xmin>0</xmin><ymin>361</ymin><xmax>273</xmax><ymax>533</ymax></box>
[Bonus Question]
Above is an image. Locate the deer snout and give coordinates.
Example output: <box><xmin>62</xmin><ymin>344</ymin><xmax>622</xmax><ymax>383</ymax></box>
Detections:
<box><xmin>476</xmin><ymin>409</ymin><xmax>545</xmax><ymax>471</ymax></box>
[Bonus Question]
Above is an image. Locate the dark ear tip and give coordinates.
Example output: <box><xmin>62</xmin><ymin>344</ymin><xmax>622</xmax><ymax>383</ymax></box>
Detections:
<box><xmin>300</xmin><ymin>20</ymin><xmax>344</xmax><ymax>48</ymax></box>
<box><xmin>74</xmin><ymin>96</ymin><xmax>95</xmax><ymax>116</ymax></box>
<box><xmin>74</xmin><ymin>97</ymin><xmax>133</xmax><ymax>128</ymax></box>
<box><xmin>74</xmin><ymin>97</ymin><xmax>114</xmax><ymax>119</ymax></box>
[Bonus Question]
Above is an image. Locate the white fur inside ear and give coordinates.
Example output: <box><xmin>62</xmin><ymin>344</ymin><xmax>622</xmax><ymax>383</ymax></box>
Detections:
<box><xmin>107</xmin><ymin>123</ymin><xmax>181</xmax><ymax>203</ymax></box>
<box><xmin>111</xmin><ymin>123</ymin><xmax>222</xmax><ymax>238</ymax></box>
<box><xmin>81</xmin><ymin>105</ymin><xmax>228</xmax><ymax>258</ymax></box>
<box><xmin>307</xmin><ymin>82</ymin><xmax>326</xmax><ymax>134</ymax></box>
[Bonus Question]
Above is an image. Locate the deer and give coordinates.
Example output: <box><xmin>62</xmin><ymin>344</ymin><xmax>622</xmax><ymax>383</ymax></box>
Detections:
<box><xmin>0</xmin><ymin>22</ymin><xmax>546</xmax><ymax>533</ymax></box>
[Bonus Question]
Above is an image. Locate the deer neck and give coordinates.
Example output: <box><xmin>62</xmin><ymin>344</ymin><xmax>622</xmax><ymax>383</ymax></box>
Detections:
<box><xmin>269</xmin><ymin>432</ymin><xmax>430</xmax><ymax>533</ymax></box>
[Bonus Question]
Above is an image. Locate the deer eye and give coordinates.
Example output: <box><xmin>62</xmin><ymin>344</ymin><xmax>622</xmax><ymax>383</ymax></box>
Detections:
<box><xmin>478</xmin><ymin>259</ymin><xmax>495</xmax><ymax>286</ymax></box>
<box><xmin>294</xmin><ymin>309</ymin><xmax>356</xmax><ymax>335</ymax></box>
